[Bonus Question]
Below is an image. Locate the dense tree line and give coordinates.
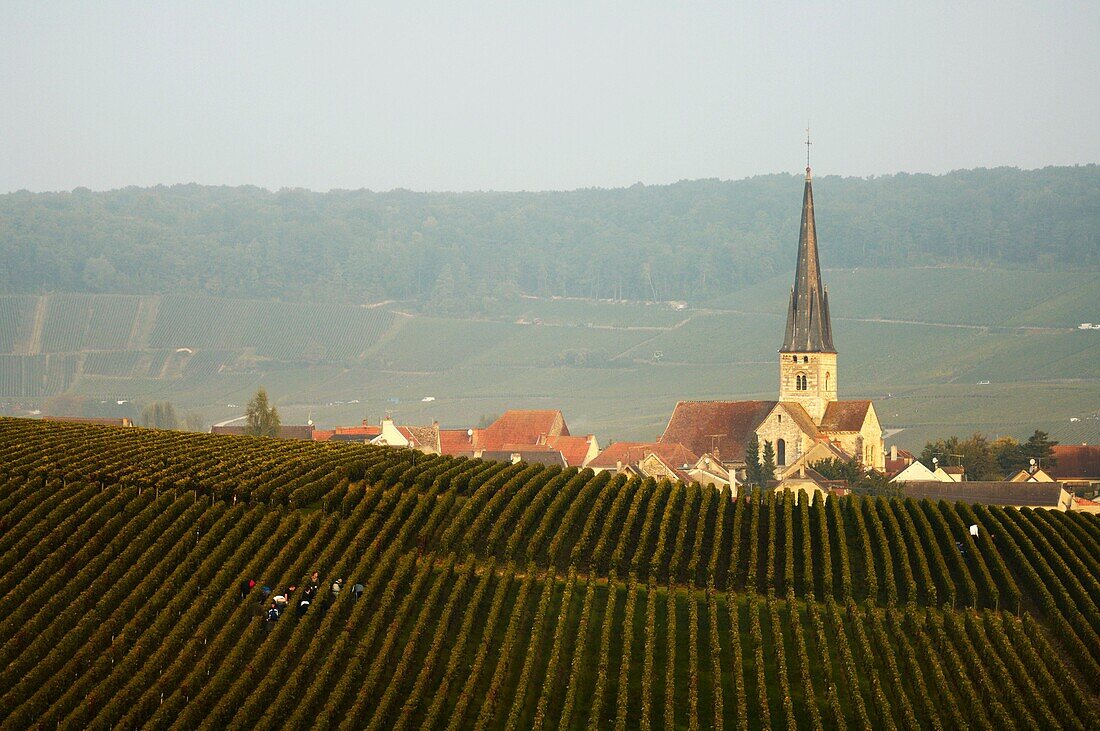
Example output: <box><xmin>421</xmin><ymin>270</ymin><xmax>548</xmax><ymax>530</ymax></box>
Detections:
<box><xmin>0</xmin><ymin>166</ymin><xmax>1097</xmax><ymax>310</ymax></box>
<box><xmin>919</xmin><ymin>430</ymin><xmax>1058</xmax><ymax>481</ymax></box>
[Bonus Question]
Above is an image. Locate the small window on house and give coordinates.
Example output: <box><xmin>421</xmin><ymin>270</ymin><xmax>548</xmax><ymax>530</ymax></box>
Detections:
<box><xmin>825</xmin><ymin>372</ymin><xmax>830</xmax><ymax>391</ymax></box>
<box><xmin>777</xmin><ymin>414</ymin><xmax>782</xmax><ymax>424</ymax></box>
<box><xmin>803</xmin><ymin>356</ymin><xmax>809</xmax><ymax>363</ymax></box>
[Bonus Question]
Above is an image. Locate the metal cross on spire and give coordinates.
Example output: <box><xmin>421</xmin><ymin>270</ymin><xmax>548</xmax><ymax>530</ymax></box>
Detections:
<box><xmin>804</xmin><ymin>125</ymin><xmax>812</xmax><ymax>179</ymax></box>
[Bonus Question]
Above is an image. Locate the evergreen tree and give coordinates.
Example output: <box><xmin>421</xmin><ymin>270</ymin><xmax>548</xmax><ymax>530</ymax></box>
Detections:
<box><xmin>1021</xmin><ymin>430</ymin><xmax>1058</xmax><ymax>470</ymax></box>
<box><xmin>245</xmin><ymin>388</ymin><xmax>280</xmax><ymax>437</ymax></box>
<box><xmin>744</xmin><ymin>434</ymin><xmax>763</xmax><ymax>487</ymax></box>
<box><xmin>761</xmin><ymin>440</ymin><xmax>777</xmax><ymax>484</ymax></box>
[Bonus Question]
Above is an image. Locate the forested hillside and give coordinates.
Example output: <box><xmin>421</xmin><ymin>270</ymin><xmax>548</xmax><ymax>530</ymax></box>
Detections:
<box><xmin>1</xmin><ymin>166</ymin><xmax>1097</xmax><ymax>309</ymax></box>
<box><xmin>2</xmin><ymin>418</ymin><xmax>1098</xmax><ymax>729</ymax></box>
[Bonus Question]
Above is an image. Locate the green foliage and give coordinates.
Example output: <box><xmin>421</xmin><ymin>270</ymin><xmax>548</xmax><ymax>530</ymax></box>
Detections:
<box><xmin>919</xmin><ymin>432</ymin><xmax>1003</xmax><ymax>480</ymax></box>
<box><xmin>139</xmin><ymin>400</ymin><xmax>179</xmax><ymax>430</ymax></box>
<box><xmin>760</xmin><ymin>440</ymin><xmax>776</xmax><ymax>483</ymax></box>
<box><xmin>992</xmin><ymin>430</ymin><xmax>1059</xmax><ymax>476</ymax></box>
<box><xmin>2</xmin><ymin>168</ymin><xmax>1097</xmax><ymax>309</ymax></box>
<box><xmin>245</xmin><ymin>388</ymin><xmax>280</xmax><ymax>437</ymax></box>
<box><xmin>810</xmin><ymin>457</ymin><xmax>900</xmax><ymax>497</ymax></box>
<box><xmin>744</xmin><ymin>434</ymin><xmax>762</xmax><ymax>488</ymax></box>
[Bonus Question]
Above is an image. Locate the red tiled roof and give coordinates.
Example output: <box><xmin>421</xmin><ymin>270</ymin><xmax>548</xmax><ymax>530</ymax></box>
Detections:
<box><xmin>589</xmin><ymin>441</ymin><xmax>699</xmax><ymax>471</ymax></box>
<box><xmin>1051</xmin><ymin>444</ymin><xmax>1100</xmax><ymax>479</ymax></box>
<box><xmin>819</xmin><ymin>400</ymin><xmax>872</xmax><ymax>432</ymax></box>
<box><xmin>312</xmin><ymin>429</ymin><xmax>335</xmax><ymax>442</ymax></box>
<box><xmin>587</xmin><ymin>442</ymin><xmax>646</xmax><ymax>469</ymax></box>
<box><xmin>477</xmin><ymin>410</ymin><xmax>569</xmax><ymax>449</ymax></box>
<box><xmin>884</xmin><ymin>448</ymin><xmax>916</xmax><ymax>477</ymax></box>
<box><xmin>659</xmin><ymin>400</ymin><xmax>777</xmax><ymax>463</ymax></box>
<box><xmin>439</xmin><ymin>429</ymin><xmax>475</xmax><ymax>455</ymax></box>
<box><xmin>334</xmin><ymin>425</ymin><xmax>382</xmax><ymax>437</ymax></box>
<box><xmin>1074</xmin><ymin>496</ymin><xmax>1099</xmax><ymax>506</ymax></box>
<box><xmin>543</xmin><ymin>435</ymin><xmax>595</xmax><ymax>467</ymax></box>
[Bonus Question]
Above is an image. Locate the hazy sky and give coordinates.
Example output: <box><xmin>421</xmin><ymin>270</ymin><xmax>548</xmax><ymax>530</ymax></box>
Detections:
<box><xmin>2</xmin><ymin>1</ymin><xmax>1098</xmax><ymax>193</ymax></box>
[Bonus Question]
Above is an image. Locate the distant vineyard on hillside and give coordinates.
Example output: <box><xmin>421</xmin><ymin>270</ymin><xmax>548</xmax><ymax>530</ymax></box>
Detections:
<box><xmin>0</xmin><ymin>293</ymin><xmax>396</xmax><ymax>398</ymax></box>
<box><xmin>1</xmin><ymin>417</ymin><xmax>1097</xmax><ymax>729</ymax></box>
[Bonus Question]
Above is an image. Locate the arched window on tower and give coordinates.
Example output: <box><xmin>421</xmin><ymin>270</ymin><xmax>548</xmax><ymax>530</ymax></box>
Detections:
<box><xmin>777</xmin><ymin>439</ymin><xmax>786</xmax><ymax>466</ymax></box>
<box><xmin>796</xmin><ymin>373</ymin><xmax>807</xmax><ymax>391</ymax></box>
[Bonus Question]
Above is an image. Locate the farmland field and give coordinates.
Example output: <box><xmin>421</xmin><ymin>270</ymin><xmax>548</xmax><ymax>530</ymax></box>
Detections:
<box><xmin>0</xmin><ymin>267</ymin><xmax>1098</xmax><ymax>450</ymax></box>
<box><xmin>0</xmin><ymin>418</ymin><xmax>1097</xmax><ymax>729</ymax></box>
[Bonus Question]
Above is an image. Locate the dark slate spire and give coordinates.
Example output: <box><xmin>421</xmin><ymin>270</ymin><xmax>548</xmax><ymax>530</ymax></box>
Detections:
<box><xmin>780</xmin><ymin>166</ymin><xmax>836</xmax><ymax>353</ymax></box>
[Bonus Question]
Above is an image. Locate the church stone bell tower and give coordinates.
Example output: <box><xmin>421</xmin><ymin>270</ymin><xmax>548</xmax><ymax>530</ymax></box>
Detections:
<box><xmin>778</xmin><ymin>163</ymin><xmax>837</xmax><ymax>424</ymax></box>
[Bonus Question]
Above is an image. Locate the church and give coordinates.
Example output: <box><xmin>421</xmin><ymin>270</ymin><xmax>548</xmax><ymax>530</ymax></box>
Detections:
<box><xmin>658</xmin><ymin>162</ymin><xmax>886</xmax><ymax>481</ymax></box>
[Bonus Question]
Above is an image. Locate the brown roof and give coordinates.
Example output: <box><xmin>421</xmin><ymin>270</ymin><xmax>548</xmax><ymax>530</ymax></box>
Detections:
<box><xmin>398</xmin><ymin>425</ymin><xmax>440</xmax><ymax>452</ymax></box>
<box><xmin>43</xmin><ymin>416</ymin><xmax>133</xmax><ymax>427</ymax></box>
<box><xmin>589</xmin><ymin>441</ymin><xmax>699</xmax><ymax>471</ymax></box>
<box><xmin>659</xmin><ymin>400</ymin><xmax>776</xmax><ymax>462</ymax></box>
<box><xmin>779</xmin><ymin>402</ymin><xmax>819</xmax><ymax>438</ymax></box>
<box><xmin>1050</xmin><ymin>444</ymin><xmax>1100</xmax><ymax>479</ymax></box>
<box><xmin>543</xmin><ymin>434</ymin><xmax>595</xmax><ymax>467</ymax></box>
<box><xmin>587</xmin><ymin>442</ymin><xmax>646</xmax><ymax>469</ymax></box>
<box><xmin>211</xmin><ymin>424</ymin><xmax>314</xmax><ymax>440</ymax></box>
<box><xmin>439</xmin><ymin>429</ymin><xmax>475</xmax><ymax>455</ymax></box>
<box><xmin>885</xmin><ymin>447</ymin><xmax>916</xmax><ymax>477</ymax></box>
<box><xmin>477</xmin><ymin>410</ymin><xmax>569</xmax><ymax>449</ymax></box>
<box><xmin>819</xmin><ymin>400</ymin><xmax>872</xmax><ymax>432</ymax></box>
<box><xmin>899</xmin><ymin>481</ymin><xmax>1066</xmax><ymax>508</ymax></box>
<box><xmin>334</xmin><ymin>424</ymin><xmax>382</xmax><ymax>437</ymax></box>
<box><xmin>940</xmin><ymin>466</ymin><xmax>966</xmax><ymax>475</ymax></box>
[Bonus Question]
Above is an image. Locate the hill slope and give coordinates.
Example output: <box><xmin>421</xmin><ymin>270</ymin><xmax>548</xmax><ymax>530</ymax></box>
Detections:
<box><xmin>1</xmin><ymin>418</ymin><xmax>1097</xmax><ymax>729</ymax></box>
<box><xmin>3</xmin><ymin>270</ymin><xmax>1099</xmax><ymax>450</ymax></box>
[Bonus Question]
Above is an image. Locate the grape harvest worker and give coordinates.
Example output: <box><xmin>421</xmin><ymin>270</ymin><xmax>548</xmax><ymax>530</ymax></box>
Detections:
<box><xmin>264</xmin><ymin>603</ymin><xmax>280</xmax><ymax>632</ymax></box>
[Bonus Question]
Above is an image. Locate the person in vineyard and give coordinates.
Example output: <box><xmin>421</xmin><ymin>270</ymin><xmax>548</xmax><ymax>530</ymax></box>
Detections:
<box><xmin>264</xmin><ymin>603</ymin><xmax>280</xmax><ymax>632</ymax></box>
<box><xmin>303</xmin><ymin>572</ymin><xmax>319</xmax><ymax>603</ymax></box>
<box><xmin>296</xmin><ymin>598</ymin><xmax>310</xmax><ymax>617</ymax></box>
<box><xmin>352</xmin><ymin>582</ymin><xmax>364</xmax><ymax>601</ymax></box>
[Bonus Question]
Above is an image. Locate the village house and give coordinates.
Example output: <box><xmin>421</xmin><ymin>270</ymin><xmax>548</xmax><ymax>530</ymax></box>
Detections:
<box><xmin>586</xmin><ymin>440</ymin><xmax>734</xmax><ymax>489</ymax></box>
<box><xmin>361</xmin><ymin>409</ymin><xmax>599</xmax><ymax>467</ymax></box>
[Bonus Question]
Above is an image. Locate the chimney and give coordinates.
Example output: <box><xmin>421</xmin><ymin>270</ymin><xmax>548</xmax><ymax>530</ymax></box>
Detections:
<box><xmin>890</xmin><ymin>445</ymin><xmax>897</xmax><ymax>462</ymax></box>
